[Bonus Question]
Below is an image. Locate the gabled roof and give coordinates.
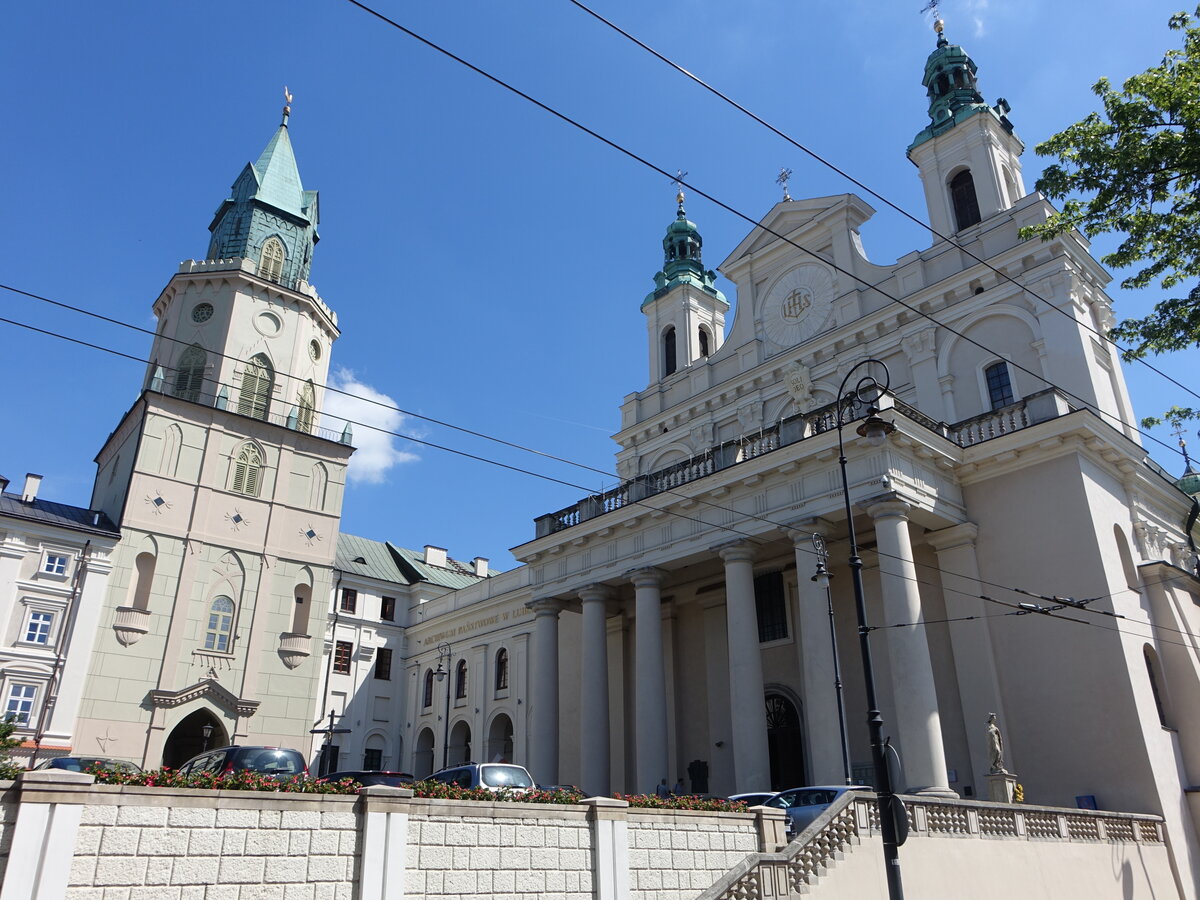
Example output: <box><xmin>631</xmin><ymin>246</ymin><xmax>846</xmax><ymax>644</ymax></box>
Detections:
<box><xmin>335</xmin><ymin>533</ymin><xmax>412</xmax><ymax>586</ymax></box>
<box><xmin>0</xmin><ymin>489</ymin><xmax>119</xmax><ymax>538</ymax></box>
<box><xmin>718</xmin><ymin>194</ymin><xmax>875</xmax><ymax>274</ymax></box>
<box><xmin>388</xmin><ymin>543</ymin><xmax>490</xmax><ymax>590</ymax></box>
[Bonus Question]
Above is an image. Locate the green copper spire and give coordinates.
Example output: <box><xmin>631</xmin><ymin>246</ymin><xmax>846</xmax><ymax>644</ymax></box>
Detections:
<box><xmin>207</xmin><ymin>91</ymin><xmax>320</xmax><ymax>288</ymax></box>
<box><xmin>642</xmin><ymin>192</ymin><xmax>726</xmax><ymax>309</ymax></box>
<box><xmin>908</xmin><ymin>20</ymin><xmax>1015</xmax><ymax>151</ymax></box>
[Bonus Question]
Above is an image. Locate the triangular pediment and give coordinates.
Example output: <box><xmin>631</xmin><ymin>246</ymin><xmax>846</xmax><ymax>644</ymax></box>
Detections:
<box><xmin>718</xmin><ymin>194</ymin><xmax>875</xmax><ymax>274</ymax></box>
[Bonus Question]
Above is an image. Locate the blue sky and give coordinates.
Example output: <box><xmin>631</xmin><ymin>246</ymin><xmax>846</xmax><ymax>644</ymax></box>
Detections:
<box><xmin>2</xmin><ymin>0</ymin><xmax>1195</xmax><ymax>569</ymax></box>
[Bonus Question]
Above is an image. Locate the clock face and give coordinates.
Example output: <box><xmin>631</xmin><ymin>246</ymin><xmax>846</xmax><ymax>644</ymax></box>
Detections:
<box><xmin>191</xmin><ymin>303</ymin><xmax>214</xmax><ymax>324</ymax></box>
<box><xmin>762</xmin><ymin>264</ymin><xmax>834</xmax><ymax>350</ymax></box>
<box><xmin>308</xmin><ymin>339</ymin><xmax>321</xmax><ymax>362</ymax></box>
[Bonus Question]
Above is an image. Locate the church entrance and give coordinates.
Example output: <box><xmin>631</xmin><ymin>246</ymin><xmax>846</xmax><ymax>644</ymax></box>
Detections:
<box><xmin>765</xmin><ymin>693</ymin><xmax>805</xmax><ymax>790</ymax></box>
<box><xmin>162</xmin><ymin>709</ymin><xmax>227</xmax><ymax>769</ymax></box>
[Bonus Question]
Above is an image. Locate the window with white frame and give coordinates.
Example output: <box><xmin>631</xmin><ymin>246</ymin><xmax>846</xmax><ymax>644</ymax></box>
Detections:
<box><xmin>984</xmin><ymin>361</ymin><xmax>1015</xmax><ymax>410</ymax></box>
<box><xmin>42</xmin><ymin>553</ymin><xmax>69</xmax><ymax>576</ymax></box>
<box><xmin>205</xmin><ymin>596</ymin><xmax>235</xmax><ymax>652</ymax></box>
<box><xmin>23</xmin><ymin>610</ymin><xmax>53</xmax><ymax>645</ymax></box>
<box><xmin>6</xmin><ymin>684</ymin><xmax>37</xmax><ymax>726</ymax></box>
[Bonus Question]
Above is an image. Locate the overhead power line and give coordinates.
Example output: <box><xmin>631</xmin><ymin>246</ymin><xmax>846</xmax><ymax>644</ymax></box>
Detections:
<box><xmin>561</xmin><ymin>0</ymin><xmax>1200</xmax><ymax>405</ymax></box>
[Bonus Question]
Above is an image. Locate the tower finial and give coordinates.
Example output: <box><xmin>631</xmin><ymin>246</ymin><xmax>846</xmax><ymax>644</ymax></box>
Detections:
<box><xmin>671</xmin><ymin>169</ymin><xmax>688</xmax><ymax>213</ymax></box>
<box><xmin>282</xmin><ymin>85</ymin><xmax>294</xmax><ymax>126</ymax></box>
<box><xmin>777</xmin><ymin>167</ymin><xmax>793</xmax><ymax>202</ymax></box>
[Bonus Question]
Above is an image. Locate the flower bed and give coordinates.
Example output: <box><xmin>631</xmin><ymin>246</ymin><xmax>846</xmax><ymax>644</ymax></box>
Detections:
<box><xmin>87</xmin><ymin>766</ymin><xmax>360</xmax><ymax>793</ymax></box>
<box><xmin>616</xmin><ymin>793</ymin><xmax>750</xmax><ymax>812</ymax></box>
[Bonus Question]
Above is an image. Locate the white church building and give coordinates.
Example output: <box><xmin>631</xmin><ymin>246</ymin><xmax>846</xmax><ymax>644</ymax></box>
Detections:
<box><xmin>1</xmin><ymin>21</ymin><xmax>1199</xmax><ymax>896</ymax></box>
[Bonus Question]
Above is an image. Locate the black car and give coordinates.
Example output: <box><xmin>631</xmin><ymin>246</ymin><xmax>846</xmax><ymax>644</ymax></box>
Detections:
<box><xmin>175</xmin><ymin>746</ymin><xmax>307</xmax><ymax>779</ymax></box>
<box><xmin>321</xmin><ymin>770</ymin><xmax>414</xmax><ymax>788</ymax></box>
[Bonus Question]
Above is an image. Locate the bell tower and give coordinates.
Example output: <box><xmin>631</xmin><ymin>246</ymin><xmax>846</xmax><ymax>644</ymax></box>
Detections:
<box><xmin>906</xmin><ymin>19</ymin><xmax>1026</xmax><ymax>238</ymax></box>
<box><xmin>641</xmin><ymin>192</ymin><xmax>729</xmax><ymax>384</ymax></box>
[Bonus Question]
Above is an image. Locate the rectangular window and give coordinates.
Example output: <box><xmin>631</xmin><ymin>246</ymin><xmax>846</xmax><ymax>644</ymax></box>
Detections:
<box><xmin>24</xmin><ymin>611</ymin><xmax>53</xmax><ymax>645</ymax></box>
<box><xmin>754</xmin><ymin>571</ymin><xmax>789</xmax><ymax>643</ymax></box>
<box><xmin>6</xmin><ymin>684</ymin><xmax>36</xmax><ymax>726</ymax></box>
<box><xmin>334</xmin><ymin>640</ymin><xmax>353</xmax><ymax>674</ymax></box>
<box><xmin>375</xmin><ymin>648</ymin><xmax>393</xmax><ymax>681</ymax></box>
<box><xmin>42</xmin><ymin>554</ymin><xmax>69</xmax><ymax>576</ymax></box>
<box><xmin>340</xmin><ymin>589</ymin><xmax>357</xmax><ymax>614</ymax></box>
<box><xmin>986</xmin><ymin>362</ymin><xmax>1015</xmax><ymax>410</ymax></box>
<box><xmin>363</xmin><ymin>748</ymin><xmax>383</xmax><ymax>771</ymax></box>
<box><xmin>380</xmin><ymin>596</ymin><xmax>395</xmax><ymax>622</ymax></box>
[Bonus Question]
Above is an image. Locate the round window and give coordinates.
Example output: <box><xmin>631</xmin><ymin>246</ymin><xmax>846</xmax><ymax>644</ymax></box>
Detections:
<box><xmin>255</xmin><ymin>312</ymin><xmax>282</xmax><ymax>336</ymax></box>
<box><xmin>308</xmin><ymin>339</ymin><xmax>322</xmax><ymax>362</ymax></box>
<box><xmin>191</xmin><ymin>303</ymin><xmax>214</xmax><ymax>323</ymax></box>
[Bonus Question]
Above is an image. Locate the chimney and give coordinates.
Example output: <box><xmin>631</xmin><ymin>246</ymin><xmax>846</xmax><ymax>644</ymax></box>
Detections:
<box><xmin>22</xmin><ymin>473</ymin><xmax>43</xmax><ymax>504</ymax></box>
<box><xmin>423</xmin><ymin>545</ymin><xmax>447</xmax><ymax>568</ymax></box>
<box><xmin>473</xmin><ymin>557</ymin><xmax>489</xmax><ymax>578</ymax></box>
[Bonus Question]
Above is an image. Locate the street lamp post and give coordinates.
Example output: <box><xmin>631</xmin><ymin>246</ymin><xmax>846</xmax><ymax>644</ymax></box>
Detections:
<box><xmin>835</xmin><ymin>358</ymin><xmax>904</xmax><ymax>900</ymax></box>
<box><xmin>434</xmin><ymin>641</ymin><xmax>452</xmax><ymax>769</ymax></box>
<box><xmin>810</xmin><ymin>533</ymin><xmax>851</xmax><ymax>786</ymax></box>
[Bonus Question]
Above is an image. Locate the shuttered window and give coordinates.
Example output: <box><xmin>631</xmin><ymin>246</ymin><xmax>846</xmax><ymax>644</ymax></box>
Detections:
<box><xmin>238</xmin><ymin>355</ymin><xmax>273</xmax><ymax>420</ymax></box>
<box><xmin>231</xmin><ymin>443</ymin><xmax>263</xmax><ymax>496</ymax></box>
<box><xmin>173</xmin><ymin>344</ymin><xmax>207</xmax><ymax>402</ymax></box>
<box><xmin>259</xmin><ymin>237</ymin><xmax>285</xmax><ymax>283</ymax></box>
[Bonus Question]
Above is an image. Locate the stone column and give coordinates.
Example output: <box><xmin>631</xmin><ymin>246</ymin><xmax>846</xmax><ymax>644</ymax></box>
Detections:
<box><xmin>579</xmin><ymin>584</ymin><xmax>613</xmax><ymax>797</ymax></box>
<box><xmin>926</xmin><ymin>523</ymin><xmax>1009</xmax><ymax>792</ymax></box>
<box><xmin>527</xmin><ymin>597</ymin><xmax>565</xmax><ymax>787</ymax></box>
<box><xmin>719</xmin><ymin>543</ymin><xmax>771</xmax><ymax>792</ymax></box>
<box><xmin>788</xmin><ymin>526</ymin><xmax>845</xmax><ymax>785</ymax></box>
<box><xmin>631</xmin><ymin>568</ymin><xmax>668</xmax><ymax>794</ymax></box>
<box><xmin>867</xmin><ymin>499</ymin><xmax>955</xmax><ymax>797</ymax></box>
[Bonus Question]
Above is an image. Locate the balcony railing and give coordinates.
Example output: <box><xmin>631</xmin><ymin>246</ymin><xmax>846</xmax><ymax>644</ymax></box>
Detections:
<box><xmin>533</xmin><ymin>388</ymin><xmax>1076</xmax><ymax>538</ymax></box>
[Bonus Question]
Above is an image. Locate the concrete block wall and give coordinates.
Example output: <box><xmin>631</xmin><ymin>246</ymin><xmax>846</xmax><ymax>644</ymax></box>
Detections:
<box><xmin>627</xmin><ymin>809</ymin><xmax>760</xmax><ymax>899</ymax></box>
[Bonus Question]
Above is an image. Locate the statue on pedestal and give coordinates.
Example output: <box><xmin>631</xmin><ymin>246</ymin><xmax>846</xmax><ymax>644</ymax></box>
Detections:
<box><xmin>987</xmin><ymin>712</ymin><xmax>1009</xmax><ymax>774</ymax></box>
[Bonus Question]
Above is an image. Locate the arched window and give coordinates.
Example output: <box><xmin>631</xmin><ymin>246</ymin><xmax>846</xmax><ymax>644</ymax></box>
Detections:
<box><xmin>663</xmin><ymin>326</ymin><xmax>677</xmax><ymax>377</ymax></box>
<box><xmin>950</xmin><ymin>170</ymin><xmax>982</xmax><ymax>230</ymax></box>
<box><xmin>205</xmin><ymin>596</ymin><xmax>235</xmax><ymax>652</ymax></box>
<box><xmin>423</xmin><ymin>669</ymin><xmax>435</xmax><ymax>708</ymax></box>
<box><xmin>698</xmin><ymin>326</ymin><xmax>711</xmax><ymax>358</ymax></box>
<box><xmin>296</xmin><ymin>381</ymin><xmax>316</xmax><ymax>434</ymax></box>
<box><xmin>984</xmin><ymin>361</ymin><xmax>1015</xmax><ymax>410</ymax></box>
<box><xmin>238</xmin><ymin>355</ymin><xmax>274</xmax><ymax>420</ymax></box>
<box><xmin>455</xmin><ymin>659</ymin><xmax>468</xmax><ymax>700</ymax></box>
<box><xmin>173</xmin><ymin>344</ymin><xmax>207</xmax><ymax>402</ymax></box>
<box><xmin>259</xmin><ymin>237</ymin><xmax>285</xmax><ymax>283</ymax></box>
<box><xmin>495</xmin><ymin>648</ymin><xmax>509</xmax><ymax>691</ymax></box>
<box><xmin>231</xmin><ymin>442</ymin><xmax>264</xmax><ymax>496</ymax></box>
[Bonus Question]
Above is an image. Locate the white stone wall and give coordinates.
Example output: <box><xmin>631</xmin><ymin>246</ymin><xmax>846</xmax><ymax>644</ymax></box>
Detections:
<box><xmin>627</xmin><ymin>810</ymin><xmax>759</xmax><ymax>899</ymax></box>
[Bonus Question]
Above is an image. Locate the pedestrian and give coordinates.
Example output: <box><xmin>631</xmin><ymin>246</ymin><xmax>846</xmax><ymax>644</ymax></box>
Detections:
<box><xmin>656</xmin><ymin>778</ymin><xmax>670</xmax><ymax>798</ymax></box>
<box><xmin>673</xmin><ymin>777</ymin><xmax>685</xmax><ymax>796</ymax></box>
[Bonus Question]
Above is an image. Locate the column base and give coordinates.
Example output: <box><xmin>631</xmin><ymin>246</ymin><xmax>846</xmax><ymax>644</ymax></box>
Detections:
<box><xmin>906</xmin><ymin>785</ymin><xmax>960</xmax><ymax>799</ymax></box>
<box><xmin>986</xmin><ymin>771</ymin><xmax>1017</xmax><ymax>803</ymax></box>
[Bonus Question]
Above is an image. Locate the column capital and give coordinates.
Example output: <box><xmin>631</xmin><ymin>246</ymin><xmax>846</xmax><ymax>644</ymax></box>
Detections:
<box><xmin>716</xmin><ymin>541</ymin><xmax>756</xmax><ymax>564</ymax></box>
<box><xmin>577</xmin><ymin>583</ymin><xmax>614</xmax><ymax>605</ymax></box>
<box><xmin>924</xmin><ymin>522</ymin><xmax>979</xmax><ymax>553</ymax></box>
<box><xmin>627</xmin><ymin>567</ymin><xmax>665</xmax><ymax>588</ymax></box>
<box><xmin>784</xmin><ymin>517</ymin><xmax>835</xmax><ymax>546</ymax></box>
<box><xmin>527</xmin><ymin>597</ymin><xmax>568</xmax><ymax>618</ymax></box>
<box><xmin>864</xmin><ymin>495</ymin><xmax>911</xmax><ymax>521</ymax></box>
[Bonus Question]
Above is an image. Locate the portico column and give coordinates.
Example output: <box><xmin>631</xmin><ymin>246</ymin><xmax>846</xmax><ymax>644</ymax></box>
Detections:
<box><xmin>719</xmin><ymin>543</ymin><xmax>771</xmax><ymax>792</ymax></box>
<box><xmin>926</xmin><ymin>523</ymin><xmax>1009</xmax><ymax>792</ymax></box>
<box><xmin>578</xmin><ymin>584</ymin><xmax>613</xmax><ymax>796</ymax></box>
<box><xmin>788</xmin><ymin>526</ymin><xmax>845</xmax><ymax>785</ymax></box>
<box><xmin>631</xmin><ymin>568</ymin><xmax>669</xmax><ymax>794</ymax></box>
<box><xmin>867</xmin><ymin>499</ymin><xmax>955</xmax><ymax>797</ymax></box>
<box><xmin>527</xmin><ymin>597</ymin><xmax>566</xmax><ymax>787</ymax></box>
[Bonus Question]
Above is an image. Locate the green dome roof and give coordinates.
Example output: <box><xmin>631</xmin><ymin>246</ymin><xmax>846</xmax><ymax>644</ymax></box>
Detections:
<box><xmin>1178</xmin><ymin>469</ymin><xmax>1200</xmax><ymax>497</ymax></box>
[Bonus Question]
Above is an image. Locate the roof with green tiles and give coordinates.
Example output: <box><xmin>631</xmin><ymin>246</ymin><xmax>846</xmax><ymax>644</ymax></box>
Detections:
<box><xmin>335</xmin><ymin>533</ymin><xmax>413</xmax><ymax>585</ymax></box>
<box><xmin>387</xmin><ymin>543</ymin><xmax>491</xmax><ymax>590</ymax></box>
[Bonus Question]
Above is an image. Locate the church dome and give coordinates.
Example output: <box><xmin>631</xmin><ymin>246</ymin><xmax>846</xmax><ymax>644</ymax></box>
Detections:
<box><xmin>1178</xmin><ymin>467</ymin><xmax>1200</xmax><ymax>497</ymax></box>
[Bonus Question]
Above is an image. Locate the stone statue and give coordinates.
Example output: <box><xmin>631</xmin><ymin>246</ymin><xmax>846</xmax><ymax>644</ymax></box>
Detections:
<box><xmin>784</xmin><ymin>361</ymin><xmax>813</xmax><ymax>411</ymax></box>
<box><xmin>986</xmin><ymin>713</ymin><xmax>1008</xmax><ymax>774</ymax></box>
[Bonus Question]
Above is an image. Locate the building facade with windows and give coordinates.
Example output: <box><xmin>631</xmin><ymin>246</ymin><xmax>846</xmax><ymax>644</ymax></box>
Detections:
<box><xmin>0</xmin><ymin>473</ymin><xmax>119</xmax><ymax>765</ymax></box>
<box><xmin>71</xmin><ymin>106</ymin><xmax>356</xmax><ymax>768</ymax></box>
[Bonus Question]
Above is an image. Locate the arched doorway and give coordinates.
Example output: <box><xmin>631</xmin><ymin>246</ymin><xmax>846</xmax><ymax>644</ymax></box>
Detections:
<box><xmin>486</xmin><ymin>713</ymin><xmax>514</xmax><ymax>762</ymax></box>
<box><xmin>162</xmin><ymin>708</ymin><xmax>227</xmax><ymax>769</ymax></box>
<box><xmin>449</xmin><ymin>721</ymin><xmax>472</xmax><ymax>766</ymax></box>
<box><xmin>415</xmin><ymin>728</ymin><xmax>435</xmax><ymax>778</ymax></box>
<box><xmin>765</xmin><ymin>693</ymin><xmax>805</xmax><ymax>790</ymax></box>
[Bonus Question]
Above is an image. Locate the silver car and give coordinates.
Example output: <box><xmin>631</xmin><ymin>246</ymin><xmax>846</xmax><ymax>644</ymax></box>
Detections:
<box><xmin>765</xmin><ymin>785</ymin><xmax>871</xmax><ymax>835</ymax></box>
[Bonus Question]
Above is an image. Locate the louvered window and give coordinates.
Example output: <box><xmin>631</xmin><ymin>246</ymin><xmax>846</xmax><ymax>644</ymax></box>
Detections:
<box><xmin>205</xmin><ymin>596</ymin><xmax>235</xmax><ymax>652</ymax></box>
<box><xmin>238</xmin><ymin>355</ymin><xmax>273</xmax><ymax>420</ymax></box>
<box><xmin>173</xmin><ymin>344</ymin><xmax>207</xmax><ymax>402</ymax></box>
<box><xmin>297</xmin><ymin>381</ymin><xmax>316</xmax><ymax>434</ymax></box>
<box><xmin>259</xmin><ymin>237</ymin><xmax>285</xmax><ymax>283</ymax></box>
<box><xmin>231</xmin><ymin>443</ymin><xmax>263</xmax><ymax>496</ymax></box>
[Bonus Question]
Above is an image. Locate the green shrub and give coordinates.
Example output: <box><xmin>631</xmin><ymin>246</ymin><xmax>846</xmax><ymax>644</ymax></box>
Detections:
<box><xmin>0</xmin><ymin>716</ymin><xmax>23</xmax><ymax>780</ymax></box>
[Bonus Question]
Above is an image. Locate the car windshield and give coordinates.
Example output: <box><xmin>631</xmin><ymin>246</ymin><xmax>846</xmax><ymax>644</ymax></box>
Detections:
<box><xmin>233</xmin><ymin>749</ymin><xmax>305</xmax><ymax>775</ymax></box>
<box><xmin>481</xmin><ymin>765</ymin><xmax>534</xmax><ymax>788</ymax></box>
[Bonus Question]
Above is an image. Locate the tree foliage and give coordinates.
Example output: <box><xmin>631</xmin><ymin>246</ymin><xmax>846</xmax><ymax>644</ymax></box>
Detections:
<box><xmin>0</xmin><ymin>715</ymin><xmax>24</xmax><ymax>780</ymax></box>
<box><xmin>1021</xmin><ymin>6</ymin><xmax>1200</xmax><ymax>361</ymax></box>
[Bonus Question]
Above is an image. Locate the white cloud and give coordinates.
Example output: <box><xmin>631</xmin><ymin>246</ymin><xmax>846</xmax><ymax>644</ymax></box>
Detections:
<box><xmin>965</xmin><ymin>0</ymin><xmax>988</xmax><ymax>37</ymax></box>
<box><xmin>322</xmin><ymin>368</ymin><xmax>419</xmax><ymax>484</ymax></box>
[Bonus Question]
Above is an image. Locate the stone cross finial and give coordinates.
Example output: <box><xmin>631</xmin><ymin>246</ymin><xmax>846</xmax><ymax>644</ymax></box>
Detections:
<box><xmin>776</xmin><ymin>167</ymin><xmax>793</xmax><ymax>202</ymax></box>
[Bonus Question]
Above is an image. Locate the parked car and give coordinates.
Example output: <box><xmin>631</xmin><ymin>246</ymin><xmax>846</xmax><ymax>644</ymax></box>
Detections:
<box><xmin>34</xmin><ymin>756</ymin><xmax>142</xmax><ymax>774</ymax></box>
<box><xmin>175</xmin><ymin>746</ymin><xmax>308</xmax><ymax>780</ymax></box>
<box><xmin>320</xmin><ymin>770</ymin><xmax>414</xmax><ymax>788</ymax></box>
<box><xmin>426</xmin><ymin>762</ymin><xmax>535</xmax><ymax>792</ymax></box>
<box><xmin>727</xmin><ymin>791</ymin><xmax>777</xmax><ymax>807</ymax></box>
<box><xmin>765</xmin><ymin>785</ymin><xmax>871</xmax><ymax>835</ymax></box>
